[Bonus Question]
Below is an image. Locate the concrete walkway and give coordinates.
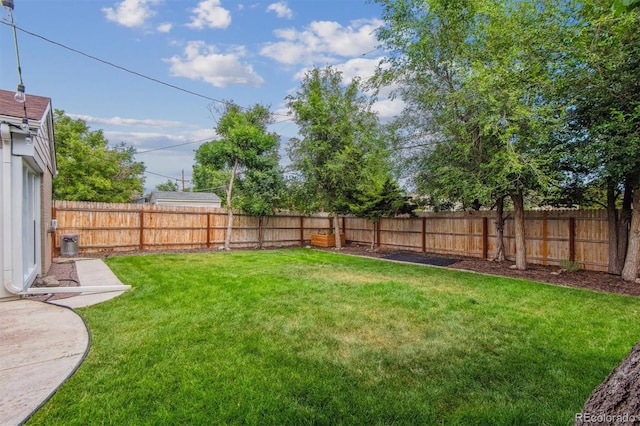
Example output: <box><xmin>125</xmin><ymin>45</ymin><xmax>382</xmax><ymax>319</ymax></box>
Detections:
<box><xmin>0</xmin><ymin>259</ymin><xmax>129</xmax><ymax>426</ymax></box>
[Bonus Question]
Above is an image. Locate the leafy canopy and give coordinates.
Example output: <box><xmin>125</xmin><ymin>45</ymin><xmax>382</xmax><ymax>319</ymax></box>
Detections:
<box><xmin>193</xmin><ymin>102</ymin><xmax>283</xmax><ymax>215</ymax></box>
<box><xmin>53</xmin><ymin>110</ymin><xmax>145</xmax><ymax>202</ymax></box>
<box><xmin>373</xmin><ymin>0</ymin><xmax>573</xmax><ymax>209</ymax></box>
<box><xmin>286</xmin><ymin>66</ymin><xmax>390</xmax><ymax>216</ymax></box>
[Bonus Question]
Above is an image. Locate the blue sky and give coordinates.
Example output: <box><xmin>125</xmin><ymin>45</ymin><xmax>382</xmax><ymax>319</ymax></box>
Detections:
<box><xmin>0</xmin><ymin>0</ymin><xmax>400</xmax><ymax>193</ymax></box>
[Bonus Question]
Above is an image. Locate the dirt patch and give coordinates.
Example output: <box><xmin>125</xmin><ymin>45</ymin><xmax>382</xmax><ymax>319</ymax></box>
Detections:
<box><xmin>381</xmin><ymin>252</ymin><xmax>460</xmax><ymax>267</ymax></box>
<box><xmin>28</xmin><ymin>258</ymin><xmax>80</xmax><ymax>302</ymax></box>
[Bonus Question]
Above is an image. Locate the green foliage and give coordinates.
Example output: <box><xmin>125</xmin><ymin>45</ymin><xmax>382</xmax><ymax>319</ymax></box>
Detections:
<box><xmin>53</xmin><ymin>110</ymin><xmax>145</xmax><ymax>202</ymax></box>
<box><xmin>237</xmin><ymin>156</ymin><xmax>286</xmax><ymax>217</ymax></box>
<box><xmin>350</xmin><ymin>176</ymin><xmax>414</xmax><ymax>222</ymax></box>
<box><xmin>373</xmin><ymin>0</ymin><xmax>573</xmax><ymax>208</ymax></box>
<box><xmin>155</xmin><ymin>180</ymin><xmax>179</xmax><ymax>192</ymax></box>
<box><xmin>562</xmin><ymin>8</ymin><xmax>640</xmax><ymax>194</ymax></box>
<box><xmin>193</xmin><ymin>102</ymin><xmax>282</xmax><ymax>212</ymax></box>
<box><xmin>192</xmin><ymin>164</ymin><xmax>231</xmax><ymax>204</ymax></box>
<box><xmin>286</xmin><ymin>66</ymin><xmax>389</xmax><ymax>217</ymax></box>
<box><xmin>612</xmin><ymin>0</ymin><xmax>640</xmax><ymax>14</ymax></box>
<box><xmin>560</xmin><ymin>259</ymin><xmax>582</xmax><ymax>273</ymax></box>
<box><xmin>30</xmin><ymin>249</ymin><xmax>640</xmax><ymax>425</ymax></box>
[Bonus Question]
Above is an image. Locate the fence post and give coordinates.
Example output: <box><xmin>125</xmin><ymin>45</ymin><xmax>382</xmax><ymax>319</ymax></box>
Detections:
<box><xmin>376</xmin><ymin>219</ymin><xmax>381</xmax><ymax>248</ymax></box>
<box><xmin>482</xmin><ymin>216</ymin><xmax>488</xmax><ymax>259</ymax></box>
<box><xmin>139</xmin><ymin>210</ymin><xmax>145</xmax><ymax>251</ymax></box>
<box><xmin>206</xmin><ymin>213</ymin><xmax>211</xmax><ymax>248</ymax></box>
<box><xmin>300</xmin><ymin>216</ymin><xmax>304</xmax><ymax>245</ymax></box>
<box><xmin>542</xmin><ymin>211</ymin><xmax>549</xmax><ymax>264</ymax></box>
<box><xmin>422</xmin><ymin>217</ymin><xmax>427</xmax><ymax>253</ymax></box>
<box><xmin>569</xmin><ymin>217</ymin><xmax>576</xmax><ymax>262</ymax></box>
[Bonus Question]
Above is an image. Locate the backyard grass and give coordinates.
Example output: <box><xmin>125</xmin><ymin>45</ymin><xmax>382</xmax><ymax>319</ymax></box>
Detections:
<box><xmin>29</xmin><ymin>248</ymin><xmax>640</xmax><ymax>425</ymax></box>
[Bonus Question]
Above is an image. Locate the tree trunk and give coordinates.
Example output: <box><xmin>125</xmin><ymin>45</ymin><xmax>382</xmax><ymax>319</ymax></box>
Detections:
<box><xmin>224</xmin><ymin>158</ymin><xmax>239</xmax><ymax>251</ymax></box>
<box><xmin>333</xmin><ymin>213</ymin><xmax>342</xmax><ymax>249</ymax></box>
<box><xmin>576</xmin><ymin>341</ymin><xmax>640</xmax><ymax>425</ymax></box>
<box><xmin>493</xmin><ymin>196</ymin><xmax>506</xmax><ymax>262</ymax></box>
<box><xmin>607</xmin><ymin>182</ymin><xmax>632</xmax><ymax>275</ymax></box>
<box><xmin>621</xmin><ymin>188</ymin><xmax>640</xmax><ymax>281</ymax></box>
<box><xmin>511</xmin><ymin>191</ymin><xmax>527</xmax><ymax>270</ymax></box>
<box><xmin>619</xmin><ymin>185</ymin><xmax>633</xmax><ymax>269</ymax></box>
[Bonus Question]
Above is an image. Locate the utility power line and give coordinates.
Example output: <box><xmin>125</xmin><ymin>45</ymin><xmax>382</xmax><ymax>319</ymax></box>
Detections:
<box><xmin>0</xmin><ymin>20</ymin><xmax>292</xmax><ymax>118</ymax></box>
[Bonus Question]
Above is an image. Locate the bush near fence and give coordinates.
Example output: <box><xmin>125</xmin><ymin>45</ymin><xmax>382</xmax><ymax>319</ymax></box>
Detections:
<box><xmin>53</xmin><ymin>201</ymin><xmax>609</xmax><ymax>272</ymax></box>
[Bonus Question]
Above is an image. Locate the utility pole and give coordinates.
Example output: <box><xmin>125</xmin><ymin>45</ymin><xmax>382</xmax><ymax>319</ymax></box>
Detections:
<box><xmin>181</xmin><ymin>169</ymin><xmax>185</xmax><ymax>191</ymax></box>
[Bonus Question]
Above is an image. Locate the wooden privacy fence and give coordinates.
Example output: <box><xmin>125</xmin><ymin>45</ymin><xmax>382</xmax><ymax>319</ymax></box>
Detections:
<box><xmin>53</xmin><ymin>201</ymin><xmax>610</xmax><ymax>272</ymax></box>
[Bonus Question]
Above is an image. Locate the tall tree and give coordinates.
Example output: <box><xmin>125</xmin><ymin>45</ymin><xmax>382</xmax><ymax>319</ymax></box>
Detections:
<box><xmin>193</xmin><ymin>102</ymin><xmax>279</xmax><ymax>250</ymax></box>
<box><xmin>53</xmin><ymin>110</ymin><xmax>145</xmax><ymax>202</ymax></box>
<box><xmin>286</xmin><ymin>66</ymin><xmax>386</xmax><ymax>248</ymax></box>
<box><xmin>236</xmin><ymin>154</ymin><xmax>285</xmax><ymax>248</ymax></box>
<box><xmin>372</xmin><ymin>0</ymin><xmax>572</xmax><ymax>269</ymax></box>
<box><xmin>350</xmin><ymin>176</ymin><xmax>413</xmax><ymax>250</ymax></box>
<box><xmin>556</xmin><ymin>3</ymin><xmax>640</xmax><ymax>277</ymax></box>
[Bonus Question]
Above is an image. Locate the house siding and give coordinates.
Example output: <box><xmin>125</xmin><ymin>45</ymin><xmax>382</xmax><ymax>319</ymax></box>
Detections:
<box><xmin>0</xmin><ymin>90</ymin><xmax>56</xmax><ymax>297</ymax></box>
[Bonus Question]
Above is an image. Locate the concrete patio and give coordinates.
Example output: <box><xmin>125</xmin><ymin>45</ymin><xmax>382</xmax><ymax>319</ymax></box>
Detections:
<box><xmin>0</xmin><ymin>258</ymin><xmax>129</xmax><ymax>425</ymax></box>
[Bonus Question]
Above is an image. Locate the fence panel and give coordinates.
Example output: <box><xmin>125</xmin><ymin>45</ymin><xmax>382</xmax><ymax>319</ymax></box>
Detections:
<box><xmin>379</xmin><ymin>217</ymin><xmax>424</xmax><ymax>252</ymax></box>
<box><xmin>344</xmin><ymin>217</ymin><xmax>374</xmax><ymax>247</ymax></box>
<box><xmin>574</xmin><ymin>210</ymin><xmax>608</xmax><ymax>271</ymax></box>
<box><xmin>53</xmin><ymin>201</ymin><xmax>611</xmax><ymax>271</ymax></box>
<box><xmin>261</xmin><ymin>214</ymin><xmax>305</xmax><ymax>247</ymax></box>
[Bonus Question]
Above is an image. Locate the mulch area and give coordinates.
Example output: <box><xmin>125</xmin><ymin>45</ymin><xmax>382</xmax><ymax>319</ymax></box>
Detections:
<box><xmin>29</xmin><ymin>258</ymin><xmax>81</xmax><ymax>302</ymax></box>
<box><xmin>317</xmin><ymin>244</ymin><xmax>640</xmax><ymax>297</ymax></box>
<box><xmin>36</xmin><ymin>244</ymin><xmax>640</xmax><ymax>299</ymax></box>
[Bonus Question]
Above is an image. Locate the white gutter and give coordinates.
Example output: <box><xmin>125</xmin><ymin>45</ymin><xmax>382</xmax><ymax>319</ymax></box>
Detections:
<box><xmin>1</xmin><ymin>122</ymin><xmax>21</xmax><ymax>294</ymax></box>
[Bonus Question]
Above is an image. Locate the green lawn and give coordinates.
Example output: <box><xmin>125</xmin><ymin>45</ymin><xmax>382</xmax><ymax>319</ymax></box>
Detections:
<box><xmin>29</xmin><ymin>249</ymin><xmax>640</xmax><ymax>425</ymax></box>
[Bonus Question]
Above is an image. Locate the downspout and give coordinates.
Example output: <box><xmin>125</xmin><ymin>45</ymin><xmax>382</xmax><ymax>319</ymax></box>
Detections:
<box><xmin>1</xmin><ymin>123</ymin><xmax>22</xmax><ymax>294</ymax></box>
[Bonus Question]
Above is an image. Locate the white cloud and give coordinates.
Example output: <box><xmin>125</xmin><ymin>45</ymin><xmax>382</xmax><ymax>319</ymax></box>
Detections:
<box><xmin>333</xmin><ymin>57</ymin><xmax>381</xmax><ymax>82</ymax></box>
<box><xmin>187</xmin><ymin>0</ymin><xmax>231</xmax><ymax>30</ymax></box>
<box><xmin>260</xmin><ymin>18</ymin><xmax>382</xmax><ymax>65</ymax></box>
<box><xmin>371</xmin><ymin>98</ymin><xmax>404</xmax><ymax>122</ymax></box>
<box><xmin>266</xmin><ymin>2</ymin><xmax>293</xmax><ymax>19</ymax></box>
<box><xmin>165</xmin><ymin>41</ymin><xmax>264</xmax><ymax>88</ymax></box>
<box><xmin>289</xmin><ymin>56</ymin><xmax>403</xmax><ymax>122</ymax></box>
<box><xmin>291</xmin><ymin>57</ymin><xmax>380</xmax><ymax>90</ymax></box>
<box><xmin>157</xmin><ymin>22</ymin><xmax>173</xmax><ymax>33</ymax></box>
<box><xmin>104</xmin><ymin>131</ymin><xmax>184</xmax><ymax>147</ymax></box>
<box><xmin>102</xmin><ymin>0</ymin><xmax>161</xmax><ymax>28</ymax></box>
<box><xmin>70</xmin><ymin>114</ymin><xmax>185</xmax><ymax>129</ymax></box>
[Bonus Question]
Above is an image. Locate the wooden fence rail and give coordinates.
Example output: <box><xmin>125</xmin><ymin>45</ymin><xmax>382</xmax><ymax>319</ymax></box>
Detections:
<box><xmin>53</xmin><ymin>201</ymin><xmax>610</xmax><ymax>272</ymax></box>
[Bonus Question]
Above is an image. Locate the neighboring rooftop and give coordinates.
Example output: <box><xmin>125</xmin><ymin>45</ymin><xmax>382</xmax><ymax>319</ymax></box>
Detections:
<box><xmin>0</xmin><ymin>89</ymin><xmax>51</xmax><ymax>121</ymax></box>
<box><xmin>148</xmin><ymin>191</ymin><xmax>222</xmax><ymax>208</ymax></box>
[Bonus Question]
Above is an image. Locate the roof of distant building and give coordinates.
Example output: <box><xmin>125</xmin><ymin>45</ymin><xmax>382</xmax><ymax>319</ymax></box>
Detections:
<box><xmin>149</xmin><ymin>191</ymin><xmax>221</xmax><ymax>203</ymax></box>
